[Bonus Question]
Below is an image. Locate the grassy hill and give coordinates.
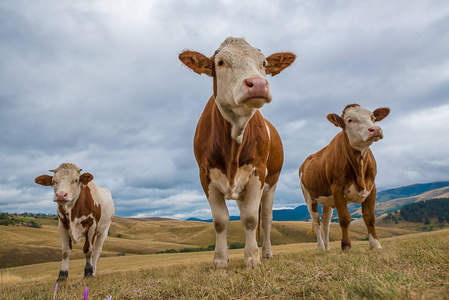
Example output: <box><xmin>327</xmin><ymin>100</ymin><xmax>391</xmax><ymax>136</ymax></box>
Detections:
<box><xmin>1</xmin><ymin>229</ymin><xmax>448</xmax><ymax>299</ymax></box>
<box><xmin>0</xmin><ymin>215</ymin><xmax>415</xmax><ymax>268</ymax></box>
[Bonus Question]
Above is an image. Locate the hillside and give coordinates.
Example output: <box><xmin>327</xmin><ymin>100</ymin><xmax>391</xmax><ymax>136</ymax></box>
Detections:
<box><xmin>0</xmin><ymin>215</ymin><xmax>414</xmax><ymax>268</ymax></box>
<box><xmin>188</xmin><ymin>181</ymin><xmax>449</xmax><ymax>222</ymax></box>
<box><xmin>1</xmin><ymin>230</ymin><xmax>448</xmax><ymax>299</ymax></box>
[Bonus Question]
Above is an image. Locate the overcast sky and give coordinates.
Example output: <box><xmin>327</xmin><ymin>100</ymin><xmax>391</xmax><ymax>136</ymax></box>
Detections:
<box><xmin>1</xmin><ymin>0</ymin><xmax>448</xmax><ymax>219</ymax></box>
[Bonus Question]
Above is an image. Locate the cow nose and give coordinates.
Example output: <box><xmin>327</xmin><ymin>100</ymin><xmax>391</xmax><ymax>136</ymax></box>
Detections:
<box><xmin>55</xmin><ymin>192</ymin><xmax>68</xmax><ymax>201</ymax></box>
<box><xmin>368</xmin><ymin>126</ymin><xmax>383</xmax><ymax>138</ymax></box>
<box><xmin>243</xmin><ymin>77</ymin><xmax>268</xmax><ymax>94</ymax></box>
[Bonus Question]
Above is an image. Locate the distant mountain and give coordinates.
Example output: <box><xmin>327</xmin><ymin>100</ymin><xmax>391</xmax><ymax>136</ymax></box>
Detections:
<box><xmin>187</xmin><ymin>181</ymin><xmax>449</xmax><ymax>222</ymax></box>
<box><xmin>376</xmin><ymin>181</ymin><xmax>449</xmax><ymax>203</ymax></box>
<box><xmin>186</xmin><ymin>206</ymin><xmax>310</xmax><ymax>222</ymax></box>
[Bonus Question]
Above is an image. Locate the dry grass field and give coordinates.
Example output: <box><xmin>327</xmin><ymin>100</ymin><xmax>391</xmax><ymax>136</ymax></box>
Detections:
<box><xmin>1</xmin><ymin>229</ymin><xmax>448</xmax><ymax>299</ymax></box>
<box><xmin>0</xmin><ymin>216</ymin><xmax>415</xmax><ymax>268</ymax></box>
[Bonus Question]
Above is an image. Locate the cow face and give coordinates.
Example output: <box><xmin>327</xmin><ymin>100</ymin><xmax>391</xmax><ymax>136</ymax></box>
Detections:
<box><xmin>327</xmin><ymin>104</ymin><xmax>390</xmax><ymax>153</ymax></box>
<box><xmin>179</xmin><ymin>37</ymin><xmax>296</xmax><ymax>111</ymax></box>
<box><xmin>35</xmin><ymin>163</ymin><xmax>93</xmax><ymax>204</ymax></box>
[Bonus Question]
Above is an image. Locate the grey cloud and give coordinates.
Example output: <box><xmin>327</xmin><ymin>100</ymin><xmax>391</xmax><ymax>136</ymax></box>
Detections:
<box><xmin>1</xmin><ymin>0</ymin><xmax>448</xmax><ymax>219</ymax></box>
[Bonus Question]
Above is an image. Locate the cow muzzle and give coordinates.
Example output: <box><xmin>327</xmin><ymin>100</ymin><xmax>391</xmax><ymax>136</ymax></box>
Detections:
<box><xmin>54</xmin><ymin>192</ymin><xmax>70</xmax><ymax>203</ymax></box>
<box><xmin>368</xmin><ymin>126</ymin><xmax>383</xmax><ymax>141</ymax></box>
<box><xmin>241</xmin><ymin>77</ymin><xmax>271</xmax><ymax>108</ymax></box>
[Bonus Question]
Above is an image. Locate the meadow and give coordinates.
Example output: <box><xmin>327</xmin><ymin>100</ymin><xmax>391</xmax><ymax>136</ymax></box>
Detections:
<box><xmin>0</xmin><ymin>216</ymin><xmax>413</xmax><ymax>268</ymax></box>
<box><xmin>1</xmin><ymin>229</ymin><xmax>448</xmax><ymax>299</ymax></box>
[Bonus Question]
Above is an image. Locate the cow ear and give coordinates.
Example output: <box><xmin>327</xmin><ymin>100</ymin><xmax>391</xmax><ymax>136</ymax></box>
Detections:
<box><xmin>179</xmin><ymin>51</ymin><xmax>213</xmax><ymax>77</ymax></box>
<box><xmin>327</xmin><ymin>113</ymin><xmax>345</xmax><ymax>128</ymax></box>
<box><xmin>35</xmin><ymin>175</ymin><xmax>53</xmax><ymax>186</ymax></box>
<box><xmin>265</xmin><ymin>52</ymin><xmax>296</xmax><ymax>76</ymax></box>
<box><xmin>373</xmin><ymin>107</ymin><xmax>390</xmax><ymax>122</ymax></box>
<box><xmin>80</xmin><ymin>173</ymin><xmax>94</xmax><ymax>185</ymax></box>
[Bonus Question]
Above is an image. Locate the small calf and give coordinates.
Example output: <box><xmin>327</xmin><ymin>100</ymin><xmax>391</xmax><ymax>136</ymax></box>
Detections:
<box><xmin>35</xmin><ymin>163</ymin><xmax>114</xmax><ymax>281</ymax></box>
<box><xmin>299</xmin><ymin>104</ymin><xmax>390</xmax><ymax>251</ymax></box>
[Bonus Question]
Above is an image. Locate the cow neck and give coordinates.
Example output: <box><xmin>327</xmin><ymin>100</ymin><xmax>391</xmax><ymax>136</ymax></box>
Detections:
<box><xmin>211</xmin><ymin>98</ymin><xmax>245</xmax><ymax>187</ymax></box>
<box><xmin>342</xmin><ymin>131</ymin><xmax>368</xmax><ymax>191</ymax></box>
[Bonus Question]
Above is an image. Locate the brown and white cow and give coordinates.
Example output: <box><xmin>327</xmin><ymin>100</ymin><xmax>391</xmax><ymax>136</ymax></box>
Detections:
<box><xmin>299</xmin><ymin>104</ymin><xmax>390</xmax><ymax>251</ymax></box>
<box><xmin>35</xmin><ymin>163</ymin><xmax>114</xmax><ymax>281</ymax></box>
<box><xmin>179</xmin><ymin>37</ymin><xmax>295</xmax><ymax>269</ymax></box>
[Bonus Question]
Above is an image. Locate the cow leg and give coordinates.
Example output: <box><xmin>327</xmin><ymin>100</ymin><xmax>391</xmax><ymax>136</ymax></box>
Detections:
<box><xmin>83</xmin><ymin>225</ymin><xmax>96</xmax><ymax>278</ymax></box>
<box><xmin>333</xmin><ymin>187</ymin><xmax>351</xmax><ymax>250</ymax></box>
<box><xmin>208</xmin><ymin>184</ymin><xmax>230</xmax><ymax>270</ymax></box>
<box><xmin>91</xmin><ymin>223</ymin><xmax>111</xmax><ymax>276</ymax></box>
<box><xmin>306</xmin><ymin>200</ymin><xmax>325</xmax><ymax>251</ymax></box>
<box><xmin>57</xmin><ymin>223</ymin><xmax>71</xmax><ymax>281</ymax></box>
<box><xmin>260</xmin><ymin>184</ymin><xmax>275</xmax><ymax>258</ymax></box>
<box><xmin>301</xmin><ymin>184</ymin><xmax>325</xmax><ymax>250</ymax></box>
<box><xmin>321</xmin><ymin>206</ymin><xmax>333</xmax><ymax>251</ymax></box>
<box><xmin>362</xmin><ymin>188</ymin><xmax>382</xmax><ymax>249</ymax></box>
<box><xmin>238</xmin><ymin>175</ymin><xmax>263</xmax><ymax>268</ymax></box>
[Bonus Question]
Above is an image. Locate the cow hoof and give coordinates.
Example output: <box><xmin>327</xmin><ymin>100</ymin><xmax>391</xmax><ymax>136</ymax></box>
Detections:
<box><xmin>57</xmin><ymin>270</ymin><xmax>68</xmax><ymax>281</ymax></box>
<box><xmin>211</xmin><ymin>259</ymin><xmax>228</xmax><ymax>270</ymax></box>
<box><xmin>262</xmin><ymin>250</ymin><xmax>273</xmax><ymax>259</ymax></box>
<box><xmin>341</xmin><ymin>245</ymin><xmax>351</xmax><ymax>251</ymax></box>
<box><xmin>84</xmin><ymin>265</ymin><xmax>94</xmax><ymax>278</ymax></box>
<box><xmin>245</xmin><ymin>258</ymin><xmax>262</xmax><ymax>269</ymax></box>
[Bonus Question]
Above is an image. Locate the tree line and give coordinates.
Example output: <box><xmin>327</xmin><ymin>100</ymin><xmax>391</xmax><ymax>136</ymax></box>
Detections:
<box><xmin>399</xmin><ymin>198</ymin><xmax>449</xmax><ymax>224</ymax></box>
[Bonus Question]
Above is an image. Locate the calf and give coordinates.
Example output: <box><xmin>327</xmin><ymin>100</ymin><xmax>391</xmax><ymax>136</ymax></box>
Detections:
<box><xmin>299</xmin><ymin>104</ymin><xmax>390</xmax><ymax>251</ymax></box>
<box><xmin>179</xmin><ymin>37</ymin><xmax>295</xmax><ymax>268</ymax></box>
<box><xmin>35</xmin><ymin>163</ymin><xmax>114</xmax><ymax>281</ymax></box>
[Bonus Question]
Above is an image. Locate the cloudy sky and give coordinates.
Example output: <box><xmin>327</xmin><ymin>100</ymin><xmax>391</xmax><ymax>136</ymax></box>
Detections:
<box><xmin>1</xmin><ymin>0</ymin><xmax>448</xmax><ymax>219</ymax></box>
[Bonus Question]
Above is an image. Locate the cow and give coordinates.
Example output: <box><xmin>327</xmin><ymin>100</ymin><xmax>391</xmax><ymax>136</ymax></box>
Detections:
<box><xmin>35</xmin><ymin>163</ymin><xmax>114</xmax><ymax>281</ymax></box>
<box><xmin>179</xmin><ymin>37</ymin><xmax>296</xmax><ymax>269</ymax></box>
<box><xmin>299</xmin><ymin>104</ymin><xmax>390</xmax><ymax>251</ymax></box>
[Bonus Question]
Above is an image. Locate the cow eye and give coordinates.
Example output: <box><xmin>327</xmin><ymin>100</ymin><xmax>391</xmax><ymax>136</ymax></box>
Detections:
<box><xmin>74</xmin><ymin>179</ymin><xmax>79</xmax><ymax>183</ymax></box>
<box><xmin>263</xmin><ymin>61</ymin><xmax>266</xmax><ymax>67</ymax></box>
<box><xmin>348</xmin><ymin>119</ymin><xmax>354</xmax><ymax>124</ymax></box>
<box><xmin>218</xmin><ymin>60</ymin><xmax>224</xmax><ymax>67</ymax></box>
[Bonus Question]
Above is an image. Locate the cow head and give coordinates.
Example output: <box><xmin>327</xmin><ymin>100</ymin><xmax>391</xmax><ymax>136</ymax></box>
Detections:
<box><xmin>179</xmin><ymin>37</ymin><xmax>296</xmax><ymax>110</ymax></box>
<box><xmin>327</xmin><ymin>104</ymin><xmax>390</xmax><ymax>154</ymax></box>
<box><xmin>35</xmin><ymin>163</ymin><xmax>93</xmax><ymax>204</ymax></box>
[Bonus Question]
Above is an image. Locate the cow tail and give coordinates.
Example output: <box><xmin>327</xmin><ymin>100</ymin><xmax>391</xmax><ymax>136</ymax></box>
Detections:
<box><xmin>307</xmin><ymin>224</ymin><xmax>315</xmax><ymax>238</ymax></box>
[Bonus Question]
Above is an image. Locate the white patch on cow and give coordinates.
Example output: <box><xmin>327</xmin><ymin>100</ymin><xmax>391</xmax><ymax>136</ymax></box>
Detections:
<box><xmin>69</xmin><ymin>214</ymin><xmax>93</xmax><ymax>244</ymax></box>
<box><xmin>209</xmin><ymin>164</ymin><xmax>255</xmax><ymax>200</ymax></box>
<box><xmin>369</xmin><ymin>234</ymin><xmax>382</xmax><ymax>249</ymax></box>
<box><xmin>343</xmin><ymin>106</ymin><xmax>380</xmax><ymax>156</ymax></box>
<box><xmin>345</xmin><ymin>184</ymin><xmax>371</xmax><ymax>204</ymax></box>
<box><xmin>315</xmin><ymin>195</ymin><xmax>335</xmax><ymax>207</ymax></box>
<box><xmin>213</xmin><ymin>38</ymin><xmax>272</xmax><ymax>144</ymax></box>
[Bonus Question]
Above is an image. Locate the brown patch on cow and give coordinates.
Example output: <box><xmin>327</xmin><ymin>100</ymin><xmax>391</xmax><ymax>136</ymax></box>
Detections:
<box><xmin>35</xmin><ymin>175</ymin><xmax>53</xmax><ymax>186</ymax></box>
<box><xmin>373</xmin><ymin>107</ymin><xmax>390</xmax><ymax>122</ymax></box>
<box><xmin>58</xmin><ymin>206</ymin><xmax>70</xmax><ymax>231</ymax></box>
<box><xmin>178</xmin><ymin>51</ymin><xmax>213</xmax><ymax>76</ymax></box>
<box><xmin>71</xmin><ymin>185</ymin><xmax>102</xmax><ymax>225</ymax></box>
<box><xmin>80</xmin><ymin>173</ymin><xmax>94</xmax><ymax>185</ymax></box>
<box><xmin>266</xmin><ymin>52</ymin><xmax>297</xmax><ymax>76</ymax></box>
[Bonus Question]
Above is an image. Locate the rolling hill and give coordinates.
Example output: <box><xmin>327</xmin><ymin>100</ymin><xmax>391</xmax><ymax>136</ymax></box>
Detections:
<box><xmin>0</xmin><ymin>216</ymin><xmax>414</xmax><ymax>269</ymax></box>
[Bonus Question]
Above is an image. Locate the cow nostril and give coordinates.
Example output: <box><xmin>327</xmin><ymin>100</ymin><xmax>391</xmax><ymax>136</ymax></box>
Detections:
<box><xmin>244</xmin><ymin>79</ymin><xmax>254</xmax><ymax>88</ymax></box>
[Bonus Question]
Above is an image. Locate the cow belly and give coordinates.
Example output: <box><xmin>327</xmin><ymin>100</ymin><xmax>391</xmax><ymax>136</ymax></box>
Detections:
<box><xmin>315</xmin><ymin>195</ymin><xmax>335</xmax><ymax>207</ymax></box>
<box><xmin>209</xmin><ymin>165</ymin><xmax>255</xmax><ymax>200</ymax></box>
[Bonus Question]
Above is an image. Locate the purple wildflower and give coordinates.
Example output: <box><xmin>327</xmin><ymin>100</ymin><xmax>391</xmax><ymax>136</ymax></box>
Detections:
<box><xmin>84</xmin><ymin>286</ymin><xmax>89</xmax><ymax>300</ymax></box>
<box><xmin>297</xmin><ymin>263</ymin><xmax>302</xmax><ymax>266</ymax></box>
<box><xmin>53</xmin><ymin>283</ymin><xmax>58</xmax><ymax>299</ymax></box>
<box><xmin>133</xmin><ymin>289</ymin><xmax>140</xmax><ymax>292</ymax></box>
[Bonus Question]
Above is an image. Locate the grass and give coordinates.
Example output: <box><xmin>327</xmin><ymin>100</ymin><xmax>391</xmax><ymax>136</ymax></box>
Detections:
<box><xmin>1</xmin><ymin>229</ymin><xmax>448</xmax><ymax>299</ymax></box>
<box><xmin>1</xmin><ymin>217</ymin><xmax>415</xmax><ymax>268</ymax></box>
